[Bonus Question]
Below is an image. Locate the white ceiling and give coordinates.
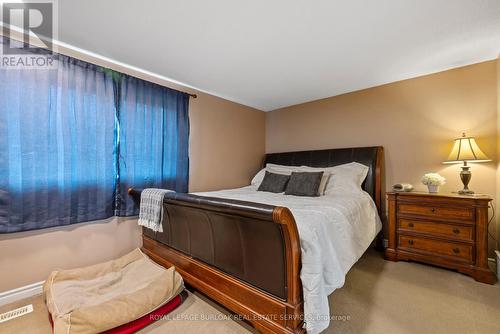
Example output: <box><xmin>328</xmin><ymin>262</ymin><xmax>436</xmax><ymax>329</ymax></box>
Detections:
<box><xmin>12</xmin><ymin>1</ymin><xmax>500</xmax><ymax>110</ymax></box>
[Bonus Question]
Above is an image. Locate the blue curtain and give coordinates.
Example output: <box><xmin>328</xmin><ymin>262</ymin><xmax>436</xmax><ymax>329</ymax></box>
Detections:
<box><xmin>0</xmin><ymin>53</ymin><xmax>117</xmax><ymax>233</ymax></box>
<box><xmin>116</xmin><ymin>75</ymin><xmax>190</xmax><ymax>216</ymax></box>
<box><xmin>0</xmin><ymin>38</ymin><xmax>190</xmax><ymax>233</ymax></box>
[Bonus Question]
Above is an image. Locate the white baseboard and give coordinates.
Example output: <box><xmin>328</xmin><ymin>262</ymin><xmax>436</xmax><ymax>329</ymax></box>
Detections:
<box><xmin>0</xmin><ymin>281</ymin><xmax>45</xmax><ymax>307</ymax></box>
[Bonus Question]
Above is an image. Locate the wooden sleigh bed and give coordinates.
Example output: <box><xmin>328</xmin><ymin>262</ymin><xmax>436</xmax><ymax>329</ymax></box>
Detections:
<box><xmin>129</xmin><ymin>146</ymin><xmax>384</xmax><ymax>334</ymax></box>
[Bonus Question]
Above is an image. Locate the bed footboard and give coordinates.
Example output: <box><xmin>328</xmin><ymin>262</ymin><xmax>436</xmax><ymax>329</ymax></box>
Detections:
<box><xmin>129</xmin><ymin>189</ymin><xmax>304</xmax><ymax>334</ymax></box>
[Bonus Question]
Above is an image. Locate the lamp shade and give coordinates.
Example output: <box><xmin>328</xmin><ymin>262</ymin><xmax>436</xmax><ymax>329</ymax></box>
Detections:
<box><xmin>443</xmin><ymin>133</ymin><xmax>491</xmax><ymax>164</ymax></box>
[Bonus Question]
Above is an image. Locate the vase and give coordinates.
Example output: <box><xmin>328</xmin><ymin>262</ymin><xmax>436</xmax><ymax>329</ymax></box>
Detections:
<box><xmin>427</xmin><ymin>185</ymin><xmax>439</xmax><ymax>193</ymax></box>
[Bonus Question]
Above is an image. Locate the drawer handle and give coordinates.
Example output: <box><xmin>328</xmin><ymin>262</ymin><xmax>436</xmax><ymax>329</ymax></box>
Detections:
<box><xmin>453</xmin><ymin>248</ymin><xmax>460</xmax><ymax>254</ymax></box>
<box><xmin>453</xmin><ymin>228</ymin><xmax>460</xmax><ymax>234</ymax></box>
<box><xmin>408</xmin><ymin>222</ymin><xmax>414</xmax><ymax>228</ymax></box>
<box><xmin>430</xmin><ymin>208</ymin><xmax>436</xmax><ymax>213</ymax></box>
<box><xmin>408</xmin><ymin>239</ymin><xmax>414</xmax><ymax>246</ymax></box>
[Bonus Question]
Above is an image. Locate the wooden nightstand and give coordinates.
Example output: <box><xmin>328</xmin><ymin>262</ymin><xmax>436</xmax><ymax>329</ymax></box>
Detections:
<box><xmin>385</xmin><ymin>192</ymin><xmax>496</xmax><ymax>284</ymax></box>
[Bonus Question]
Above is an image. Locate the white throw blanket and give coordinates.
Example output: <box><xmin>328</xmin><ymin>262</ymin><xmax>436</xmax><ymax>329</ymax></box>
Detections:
<box><xmin>138</xmin><ymin>188</ymin><xmax>172</xmax><ymax>232</ymax></box>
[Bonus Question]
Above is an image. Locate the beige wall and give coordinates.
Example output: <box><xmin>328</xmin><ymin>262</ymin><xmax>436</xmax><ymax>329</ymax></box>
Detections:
<box><xmin>497</xmin><ymin>55</ymin><xmax>500</xmax><ymax>249</ymax></box>
<box><xmin>0</xmin><ymin>41</ymin><xmax>266</xmax><ymax>292</ymax></box>
<box><xmin>267</xmin><ymin>61</ymin><xmax>498</xmax><ymax>251</ymax></box>
<box><xmin>189</xmin><ymin>93</ymin><xmax>266</xmax><ymax>192</ymax></box>
<box><xmin>0</xmin><ymin>218</ymin><xmax>142</xmax><ymax>292</ymax></box>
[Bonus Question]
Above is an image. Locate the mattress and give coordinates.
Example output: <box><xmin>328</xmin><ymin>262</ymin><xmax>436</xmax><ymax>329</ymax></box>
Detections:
<box><xmin>195</xmin><ymin>186</ymin><xmax>382</xmax><ymax>334</ymax></box>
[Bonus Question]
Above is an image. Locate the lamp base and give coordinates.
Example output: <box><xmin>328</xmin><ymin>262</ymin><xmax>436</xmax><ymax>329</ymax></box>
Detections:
<box><xmin>458</xmin><ymin>162</ymin><xmax>473</xmax><ymax>196</ymax></box>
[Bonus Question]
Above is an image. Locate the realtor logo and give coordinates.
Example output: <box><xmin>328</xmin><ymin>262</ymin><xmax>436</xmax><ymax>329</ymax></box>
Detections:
<box><xmin>1</xmin><ymin>0</ymin><xmax>58</xmax><ymax>69</ymax></box>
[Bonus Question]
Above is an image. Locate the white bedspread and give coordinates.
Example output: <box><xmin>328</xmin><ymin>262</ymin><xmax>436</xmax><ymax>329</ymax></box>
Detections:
<box><xmin>195</xmin><ymin>186</ymin><xmax>382</xmax><ymax>334</ymax></box>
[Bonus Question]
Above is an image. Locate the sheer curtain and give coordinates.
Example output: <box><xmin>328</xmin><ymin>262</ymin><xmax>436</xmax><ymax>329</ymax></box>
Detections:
<box><xmin>116</xmin><ymin>75</ymin><xmax>190</xmax><ymax>216</ymax></box>
<box><xmin>0</xmin><ymin>55</ymin><xmax>117</xmax><ymax>233</ymax></box>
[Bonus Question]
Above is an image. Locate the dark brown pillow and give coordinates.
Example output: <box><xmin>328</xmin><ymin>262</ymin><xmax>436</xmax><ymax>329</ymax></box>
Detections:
<box><xmin>257</xmin><ymin>171</ymin><xmax>290</xmax><ymax>193</ymax></box>
<box><xmin>285</xmin><ymin>171</ymin><xmax>324</xmax><ymax>196</ymax></box>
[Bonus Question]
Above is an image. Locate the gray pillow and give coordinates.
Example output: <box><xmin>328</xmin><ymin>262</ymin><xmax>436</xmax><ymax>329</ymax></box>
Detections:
<box><xmin>285</xmin><ymin>171</ymin><xmax>324</xmax><ymax>197</ymax></box>
<box><xmin>258</xmin><ymin>171</ymin><xmax>291</xmax><ymax>193</ymax></box>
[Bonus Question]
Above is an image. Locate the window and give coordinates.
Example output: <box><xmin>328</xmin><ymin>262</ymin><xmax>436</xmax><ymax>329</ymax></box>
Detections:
<box><xmin>0</xmin><ymin>38</ymin><xmax>189</xmax><ymax>233</ymax></box>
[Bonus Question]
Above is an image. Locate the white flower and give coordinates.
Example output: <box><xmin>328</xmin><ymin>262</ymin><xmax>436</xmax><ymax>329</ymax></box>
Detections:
<box><xmin>421</xmin><ymin>173</ymin><xmax>446</xmax><ymax>186</ymax></box>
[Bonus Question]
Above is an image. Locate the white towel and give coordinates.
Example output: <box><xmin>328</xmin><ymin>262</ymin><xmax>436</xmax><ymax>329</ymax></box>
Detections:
<box><xmin>138</xmin><ymin>188</ymin><xmax>172</xmax><ymax>232</ymax></box>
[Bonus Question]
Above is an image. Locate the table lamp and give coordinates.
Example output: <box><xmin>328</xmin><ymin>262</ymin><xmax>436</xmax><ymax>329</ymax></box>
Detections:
<box><xmin>443</xmin><ymin>132</ymin><xmax>490</xmax><ymax>194</ymax></box>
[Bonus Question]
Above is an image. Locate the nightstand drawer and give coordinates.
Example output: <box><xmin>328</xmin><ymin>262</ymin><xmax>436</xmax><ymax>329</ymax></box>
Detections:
<box><xmin>398</xmin><ymin>203</ymin><xmax>474</xmax><ymax>222</ymax></box>
<box><xmin>398</xmin><ymin>235</ymin><xmax>472</xmax><ymax>262</ymax></box>
<box><xmin>398</xmin><ymin>219</ymin><xmax>473</xmax><ymax>241</ymax></box>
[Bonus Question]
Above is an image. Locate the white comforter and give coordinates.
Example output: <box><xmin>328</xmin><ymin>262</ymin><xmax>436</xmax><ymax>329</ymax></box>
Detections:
<box><xmin>195</xmin><ymin>186</ymin><xmax>382</xmax><ymax>334</ymax></box>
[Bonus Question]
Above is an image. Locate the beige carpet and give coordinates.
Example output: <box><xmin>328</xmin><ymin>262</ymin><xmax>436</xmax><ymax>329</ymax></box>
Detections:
<box><xmin>0</xmin><ymin>291</ymin><xmax>257</xmax><ymax>334</ymax></box>
<box><xmin>1</xmin><ymin>250</ymin><xmax>499</xmax><ymax>334</ymax></box>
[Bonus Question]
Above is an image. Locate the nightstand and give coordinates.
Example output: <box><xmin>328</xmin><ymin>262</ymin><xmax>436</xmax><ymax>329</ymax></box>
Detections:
<box><xmin>385</xmin><ymin>192</ymin><xmax>496</xmax><ymax>284</ymax></box>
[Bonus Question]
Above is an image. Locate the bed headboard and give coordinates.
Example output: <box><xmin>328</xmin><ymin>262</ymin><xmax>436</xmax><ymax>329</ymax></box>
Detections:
<box><xmin>264</xmin><ymin>146</ymin><xmax>384</xmax><ymax>214</ymax></box>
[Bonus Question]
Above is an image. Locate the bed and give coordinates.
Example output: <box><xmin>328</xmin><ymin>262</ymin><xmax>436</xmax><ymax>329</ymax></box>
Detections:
<box><xmin>129</xmin><ymin>146</ymin><xmax>384</xmax><ymax>334</ymax></box>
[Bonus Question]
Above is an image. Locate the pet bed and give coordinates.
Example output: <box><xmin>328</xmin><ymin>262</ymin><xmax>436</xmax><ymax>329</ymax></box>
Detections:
<box><xmin>44</xmin><ymin>248</ymin><xmax>184</xmax><ymax>334</ymax></box>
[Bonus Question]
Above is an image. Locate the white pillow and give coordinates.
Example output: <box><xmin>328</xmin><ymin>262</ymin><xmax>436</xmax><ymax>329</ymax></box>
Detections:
<box><xmin>250</xmin><ymin>168</ymin><xmax>266</xmax><ymax>186</ymax></box>
<box><xmin>324</xmin><ymin>162</ymin><xmax>369</xmax><ymax>194</ymax></box>
<box><xmin>297</xmin><ymin>162</ymin><xmax>369</xmax><ymax>195</ymax></box>
<box><xmin>266</xmin><ymin>163</ymin><xmax>302</xmax><ymax>174</ymax></box>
